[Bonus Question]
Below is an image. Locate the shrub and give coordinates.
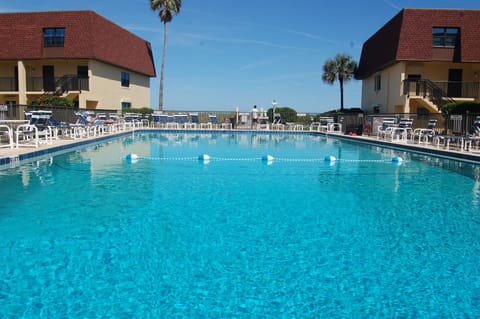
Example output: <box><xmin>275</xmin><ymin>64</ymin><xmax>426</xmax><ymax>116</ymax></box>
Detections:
<box><xmin>266</xmin><ymin>107</ymin><xmax>297</xmax><ymax>123</ymax></box>
<box><xmin>441</xmin><ymin>102</ymin><xmax>480</xmax><ymax>114</ymax></box>
<box><xmin>30</xmin><ymin>95</ymin><xmax>75</xmax><ymax>107</ymax></box>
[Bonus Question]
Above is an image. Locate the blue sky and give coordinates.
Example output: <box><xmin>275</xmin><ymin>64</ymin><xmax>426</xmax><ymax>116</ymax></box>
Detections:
<box><xmin>1</xmin><ymin>0</ymin><xmax>478</xmax><ymax>113</ymax></box>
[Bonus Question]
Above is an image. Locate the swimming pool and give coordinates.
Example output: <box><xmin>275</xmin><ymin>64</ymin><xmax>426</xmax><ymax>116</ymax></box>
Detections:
<box><xmin>1</xmin><ymin>131</ymin><xmax>479</xmax><ymax>318</ymax></box>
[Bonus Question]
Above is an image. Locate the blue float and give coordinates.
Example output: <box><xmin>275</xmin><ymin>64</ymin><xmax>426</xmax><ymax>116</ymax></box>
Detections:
<box><xmin>392</xmin><ymin>156</ymin><xmax>403</xmax><ymax>164</ymax></box>
<box><xmin>126</xmin><ymin>153</ymin><xmax>138</xmax><ymax>160</ymax></box>
<box><xmin>198</xmin><ymin>154</ymin><xmax>210</xmax><ymax>163</ymax></box>
<box><xmin>262</xmin><ymin>155</ymin><xmax>274</xmax><ymax>162</ymax></box>
<box><xmin>126</xmin><ymin>153</ymin><xmax>139</xmax><ymax>163</ymax></box>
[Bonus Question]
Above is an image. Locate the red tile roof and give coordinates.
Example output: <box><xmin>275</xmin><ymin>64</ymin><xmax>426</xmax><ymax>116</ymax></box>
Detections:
<box><xmin>0</xmin><ymin>10</ymin><xmax>156</xmax><ymax>77</ymax></box>
<box><xmin>356</xmin><ymin>8</ymin><xmax>480</xmax><ymax>79</ymax></box>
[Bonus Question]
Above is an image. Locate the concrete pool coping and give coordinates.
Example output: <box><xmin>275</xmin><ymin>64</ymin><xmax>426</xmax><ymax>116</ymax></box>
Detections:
<box><xmin>1</xmin><ymin>128</ymin><xmax>480</xmax><ymax>167</ymax></box>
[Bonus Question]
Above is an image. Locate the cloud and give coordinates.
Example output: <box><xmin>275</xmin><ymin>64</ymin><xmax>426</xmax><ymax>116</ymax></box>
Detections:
<box><xmin>382</xmin><ymin>0</ymin><xmax>401</xmax><ymax>10</ymax></box>
<box><xmin>175</xmin><ymin>32</ymin><xmax>299</xmax><ymax>50</ymax></box>
<box><xmin>126</xmin><ymin>25</ymin><xmax>161</xmax><ymax>33</ymax></box>
<box><xmin>239</xmin><ymin>59</ymin><xmax>273</xmax><ymax>71</ymax></box>
<box><xmin>287</xmin><ymin>30</ymin><xmax>343</xmax><ymax>46</ymax></box>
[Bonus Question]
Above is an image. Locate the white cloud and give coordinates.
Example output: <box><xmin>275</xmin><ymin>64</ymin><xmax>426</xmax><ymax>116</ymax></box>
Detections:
<box><xmin>382</xmin><ymin>0</ymin><xmax>401</xmax><ymax>10</ymax></box>
<box><xmin>175</xmin><ymin>32</ymin><xmax>300</xmax><ymax>50</ymax></box>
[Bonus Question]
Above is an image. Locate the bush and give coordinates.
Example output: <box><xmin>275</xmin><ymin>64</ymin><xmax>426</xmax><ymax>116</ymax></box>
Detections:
<box><xmin>30</xmin><ymin>95</ymin><xmax>75</xmax><ymax>107</ymax></box>
<box><xmin>441</xmin><ymin>102</ymin><xmax>480</xmax><ymax>114</ymax></box>
<box><xmin>266</xmin><ymin>107</ymin><xmax>297</xmax><ymax>123</ymax></box>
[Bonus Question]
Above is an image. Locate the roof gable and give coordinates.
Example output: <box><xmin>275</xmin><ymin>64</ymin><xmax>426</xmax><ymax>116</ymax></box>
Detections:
<box><xmin>0</xmin><ymin>10</ymin><xmax>156</xmax><ymax>77</ymax></box>
<box><xmin>356</xmin><ymin>10</ymin><xmax>403</xmax><ymax>79</ymax></box>
<box><xmin>356</xmin><ymin>8</ymin><xmax>480</xmax><ymax>79</ymax></box>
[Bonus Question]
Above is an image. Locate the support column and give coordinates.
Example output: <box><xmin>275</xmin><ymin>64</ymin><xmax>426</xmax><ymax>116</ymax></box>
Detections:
<box><xmin>17</xmin><ymin>61</ymin><xmax>27</xmax><ymax>105</ymax></box>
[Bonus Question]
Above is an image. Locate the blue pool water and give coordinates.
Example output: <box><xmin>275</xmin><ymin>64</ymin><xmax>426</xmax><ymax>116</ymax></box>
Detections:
<box><xmin>0</xmin><ymin>132</ymin><xmax>479</xmax><ymax>318</ymax></box>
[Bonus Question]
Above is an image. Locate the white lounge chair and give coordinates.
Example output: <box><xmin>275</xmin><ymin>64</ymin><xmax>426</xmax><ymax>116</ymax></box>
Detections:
<box><xmin>151</xmin><ymin>112</ymin><xmax>169</xmax><ymax>128</ymax></box>
<box><xmin>272</xmin><ymin>113</ymin><xmax>284</xmax><ymax>130</ymax></box>
<box><xmin>0</xmin><ymin>124</ymin><xmax>14</xmax><ymax>149</ymax></box>
<box><xmin>201</xmin><ymin>114</ymin><xmax>219</xmax><ymax>129</ymax></box>
<box><xmin>189</xmin><ymin>113</ymin><xmax>200</xmax><ymax>129</ymax></box>
<box><xmin>386</xmin><ymin>118</ymin><xmax>413</xmax><ymax>142</ymax></box>
<box><xmin>376</xmin><ymin>118</ymin><xmax>396</xmax><ymax>140</ymax></box>
<box><xmin>16</xmin><ymin>110</ymin><xmax>54</xmax><ymax>147</ymax></box>
<box><xmin>470</xmin><ymin>116</ymin><xmax>480</xmax><ymax>136</ymax></box>
<box><xmin>411</xmin><ymin>119</ymin><xmax>437</xmax><ymax>144</ymax></box>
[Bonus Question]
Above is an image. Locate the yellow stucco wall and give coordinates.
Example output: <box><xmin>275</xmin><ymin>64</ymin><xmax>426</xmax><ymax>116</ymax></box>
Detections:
<box><xmin>361</xmin><ymin>61</ymin><xmax>480</xmax><ymax>113</ymax></box>
<box><xmin>361</xmin><ymin>62</ymin><xmax>407</xmax><ymax>113</ymax></box>
<box><xmin>0</xmin><ymin>59</ymin><xmax>151</xmax><ymax>111</ymax></box>
<box><xmin>81</xmin><ymin>60</ymin><xmax>150</xmax><ymax>111</ymax></box>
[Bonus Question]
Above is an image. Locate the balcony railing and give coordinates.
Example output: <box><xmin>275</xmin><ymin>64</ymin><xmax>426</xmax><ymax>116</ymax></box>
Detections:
<box><xmin>0</xmin><ymin>77</ymin><xmax>18</xmax><ymax>91</ymax></box>
<box><xmin>403</xmin><ymin>79</ymin><xmax>479</xmax><ymax>110</ymax></box>
<box><xmin>0</xmin><ymin>76</ymin><xmax>89</xmax><ymax>92</ymax></box>
<box><xmin>53</xmin><ymin>75</ymin><xmax>90</xmax><ymax>93</ymax></box>
<box><xmin>26</xmin><ymin>77</ymin><xmax>43</xmax><ymax>91</ymax></box>
<box><xmin>403</xmin><ymin>79</ymin><xmax>479</xmax><ymax>100</ymax></box>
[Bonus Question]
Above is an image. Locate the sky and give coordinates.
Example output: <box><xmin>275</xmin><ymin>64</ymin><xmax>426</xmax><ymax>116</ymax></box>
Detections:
<box><xmin>0</xmin><ymin>0</ymin><xmax>478</xmax><ymax>113</ymax></box>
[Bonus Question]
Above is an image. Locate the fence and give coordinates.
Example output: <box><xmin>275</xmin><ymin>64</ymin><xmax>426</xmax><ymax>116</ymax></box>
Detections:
<box><xmin>357</xmin><ymin>113</ymin><xmax>480</xmax><ymax>136</ymax></box>
<box><xmin>1</xmin><ymin>104</ymin><xmax>479</xmax><ymax>136</ymax></box>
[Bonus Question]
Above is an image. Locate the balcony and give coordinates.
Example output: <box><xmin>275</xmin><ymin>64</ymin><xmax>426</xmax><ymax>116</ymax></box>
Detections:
<box><xmin>28</xmin><ymin>75</ymin><xmax>90</xmax><ymax>93</ymax></box>
<box><xmin>403</xmin><ymin>79</ymin><xmax>479</xmax><ymax>109</ymax></box>
<box><xmin>403</xmin><ymin>79</ymin><xmax>479</xmax><ymax>99</ymax></box>
<box><xmin>0</xmin><ymin>77</ymin><xmax>18</xmax><ymax>91</ymax></box>
<box><xmin>0</xmin><ymin>75</ymin><xmax>89</xmax><ymax>92</ymax></box>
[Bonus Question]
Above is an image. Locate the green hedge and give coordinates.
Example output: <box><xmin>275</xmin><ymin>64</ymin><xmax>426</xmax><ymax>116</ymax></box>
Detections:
<box><xmin>266</xmin><ymin>107</ymin><xmax>297</xmax><ymax>123</ymax></box>
<box><xmin>441</xmin><ymin>102</ymin><xmax>480</xmax><ymax>114</ymax></box>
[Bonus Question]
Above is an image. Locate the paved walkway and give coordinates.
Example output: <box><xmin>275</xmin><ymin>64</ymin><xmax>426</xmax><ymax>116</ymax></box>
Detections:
<box><xmin>1</xmin><ymin>129</ymin><xmax>479</xmax><ymax>166</ymax></box>
<box><xmin>342</xmin><ymin>133</ymin><xmax>480</xmax><ymax>163</ymax></box>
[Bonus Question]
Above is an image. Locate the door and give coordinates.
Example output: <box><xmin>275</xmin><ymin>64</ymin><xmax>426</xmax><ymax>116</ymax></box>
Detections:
<box><xmin>407</xmin><ymin>74</ymin><xmax>422</xmax><ymax>95</ymax></box>
<box><xmin>42</xmin><ymin>65</ymin><xmax>55</xmax><ymax>92</ymax></box>
<box><xmin>77</xmin><ymin>66</ymin><xmax>89</xmax><ymax>91</ymax></box>
<box><xmin>14</xmin><ymin>66</ymin><xmax>18</xmax><ymax>91</ymax></box>
<box><xmin>447</xmin><ymin>69</ymin><xmax>462</xmax><ymax>97</ymax></box>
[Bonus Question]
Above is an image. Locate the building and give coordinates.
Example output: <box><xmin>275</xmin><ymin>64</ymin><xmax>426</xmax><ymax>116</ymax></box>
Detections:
<box><xmin>356</xmin><ymin>8</ymin><xmax>480</xmax><ymax>114</ymax></box>
<box><xmin>0</xmin><ymin>10</ymin><xmax>156</xmax><ymax>111</ymax></box>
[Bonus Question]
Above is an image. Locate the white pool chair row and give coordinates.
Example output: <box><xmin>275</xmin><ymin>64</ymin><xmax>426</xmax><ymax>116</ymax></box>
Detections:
<box><xmin>151</xmin><ymin>113</ymin><xmax>232</xmax><ymax>130</ymax></box>
<box><xmin>309</xmin><ymin>117</ymin><xmax>341</xmax><ymax>133</ymax></box>
<box><xmin>0</xmin><ymin>110</ymin><xmax>139</xmax><ymax>149</ymax></box>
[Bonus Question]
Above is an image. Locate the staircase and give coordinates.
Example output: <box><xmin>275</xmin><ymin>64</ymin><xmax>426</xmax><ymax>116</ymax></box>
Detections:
<box><xmin>38</xmin><ymin>75</ymin><xmax>86</xmax><ymax>102</ymax></box>
<box><xmin>423</xmin><ymin>79</ymin><xmax>455</xmax><ymax>108</ymax></box>
<box><xmin>403</xmin><ymin>79</ymin><xmax>456</xmax><ymax>112</ymax></box>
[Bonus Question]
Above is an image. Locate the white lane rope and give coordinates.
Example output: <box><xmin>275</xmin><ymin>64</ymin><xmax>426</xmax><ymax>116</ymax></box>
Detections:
<box><xmin>124</xmin><ymin>153</ymin><xmax>405</xmax><ymax>164</ymax></box>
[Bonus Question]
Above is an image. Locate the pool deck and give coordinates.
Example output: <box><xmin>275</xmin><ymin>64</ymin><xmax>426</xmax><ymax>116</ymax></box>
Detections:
<box><xmin>1</xmin><ymin>128</ymin><xmax>480</xmax><ymax>166</ymax></box>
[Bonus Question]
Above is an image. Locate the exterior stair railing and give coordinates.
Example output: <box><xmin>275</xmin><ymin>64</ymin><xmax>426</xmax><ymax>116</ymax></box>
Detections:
<box><xmin>403</xmin><ymin>79</ymin><xmax>456</xmax><ymax>111</ymax></box>
<box><xmin>424</xmin><ymin>79</ymin><xmax>455</xmax><ymax>109</ymax></box>
<box><xmin>38</xmin><ymin>75</ymin><xmax>89</xmax><ymax>100</ymax></box>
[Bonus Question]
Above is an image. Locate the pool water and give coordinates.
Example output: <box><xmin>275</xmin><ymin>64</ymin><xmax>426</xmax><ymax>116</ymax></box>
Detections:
<box><xmin>0</xmin><ymin>132</ymin><xmax>479</xmax><ymax>318</ymax></box>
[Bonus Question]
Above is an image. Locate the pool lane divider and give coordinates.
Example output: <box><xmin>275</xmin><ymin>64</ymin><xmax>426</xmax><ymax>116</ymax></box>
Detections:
<box><xmin>125</xmin><ymin>153</ymin><xmax>404</xmax><ymax>165</ymax></box>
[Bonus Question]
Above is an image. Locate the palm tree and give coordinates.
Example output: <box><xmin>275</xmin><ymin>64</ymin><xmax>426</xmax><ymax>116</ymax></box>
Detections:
<box><xmin>322</xmin><ymin>53</ymin><xmax>357</xmax><ymax>111</ymax></box>
<box><xmin>150</xmin><ymin>0</ymin><xmax>182</xmax><ymax>110</ymax></box>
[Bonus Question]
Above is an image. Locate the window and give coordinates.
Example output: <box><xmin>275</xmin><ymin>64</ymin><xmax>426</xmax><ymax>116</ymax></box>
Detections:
<box><xmin>43</xmin><ymin>28</ymin><xmax>65</xmax><ymax>47</ymax></box>
<box><xmin>121</xmin><ymin>102</ymin><xmax>131</xmax><ymax>109</ymax></box>
<box><xmin>433</xmin><ymin>27</ymin><xmax>459</xmax><ymax>48</ymax></box>
<box><xmin>77</xmin><ymin>66</ymin><xmax>88</xmax><ymax>78</ymax></box>
<box><xmin>374</xmin><ymin>74</ymin><xmax>381</xmax><ymax>91</ymax></box>
<box><xmin>121</xmin><ymin>72</ymin><xmax>130</xmax><ymax>87</ymax></box>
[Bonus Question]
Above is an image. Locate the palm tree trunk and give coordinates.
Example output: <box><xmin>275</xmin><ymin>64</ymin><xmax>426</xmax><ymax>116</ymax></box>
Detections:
<box><xmin>339</xmin><ymin>79</ymin><xmax>344</xmax><ymax>111</ymax></box>
<box><xmin>159</xmin><ymin>21</ymin><xmax>168</xmax><ymax>110</ymax></box>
